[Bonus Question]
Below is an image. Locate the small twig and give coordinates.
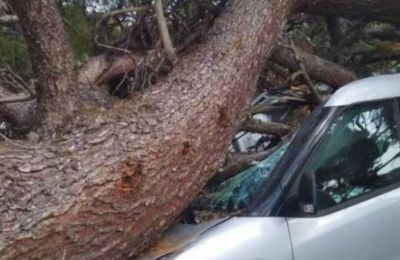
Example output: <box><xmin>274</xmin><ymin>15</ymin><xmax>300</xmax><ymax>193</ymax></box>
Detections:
<box><xmin>112</xmin><ymin>72</ymin><xmax>129</xmax><ymax>96</ymax></box>
<box><xmin>95</xmin><ymin>35</ymin><xmax>133</xmax><ymax>54</ymax></box>
<box><xmin>62</xmin><ymin>17</ymin><xmax>81</xmax><ymax>34</ymax></box>
<box><xmin>154</xmin><ymin>0</ymin><xmax>176</xmax><ymax>61</ymax></box>
<box><xmin>4</xmin><ymin>65</ymin><xmax>36</xmax><ymax>97</ymax></box>
<box><xmin>94</xmin><ymin>5</ymin><xmax>151</xmax><ymax>53</ymax></box>
<box><xmin>0</xmin><ymin>133</ymin><xmax>40</xmax><ymax>150</ymax></box>
<box><xmin>0</xmin><ymin>66</ymin><xmax>36</xmax><ymax>105</ymax></box>
<box><xmin>0</xmin><ymin>94</ymin><xmax>35</xmax><ymax>104</ymax></box>
<box><xmin>241</xmin><ymin>118</ymin><xmax>291</xmax><ymax>136</ymax></box>
<box><xmin>289</xmin><ymin>39</ymin><xmax>322</xmax><ymax>105</ymax></box>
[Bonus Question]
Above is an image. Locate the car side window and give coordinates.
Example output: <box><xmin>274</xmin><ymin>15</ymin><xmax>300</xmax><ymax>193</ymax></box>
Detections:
<box><xmin>303</xmin><ymin>100</ymin><xmax>400</xmax><ymax>211</ymax></box>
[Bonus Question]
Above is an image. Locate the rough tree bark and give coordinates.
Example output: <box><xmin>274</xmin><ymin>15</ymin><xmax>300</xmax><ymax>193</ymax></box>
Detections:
<box><xmin>9</xmin><ymin>0</ymin><xmax>81</xmax><ymax>132</ymax></box>
<box><xmin>0</xmin><ymin>0</ymin><xmax>292</xmax><ymax>258</ymax></box>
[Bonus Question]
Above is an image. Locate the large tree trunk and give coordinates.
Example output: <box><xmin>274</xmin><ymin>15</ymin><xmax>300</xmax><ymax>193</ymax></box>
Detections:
<box><xmin>0</xmin><ymin>0</ymin><xmax>292</xmax><ymax>258</ymax></box>
<box><xmin>9</xmin><ymin>0</ymin><xmax>81</xmax><ymax>132</ymax></box>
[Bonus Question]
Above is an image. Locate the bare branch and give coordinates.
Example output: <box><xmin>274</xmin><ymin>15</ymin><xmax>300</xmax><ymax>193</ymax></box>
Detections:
<box><xmin>241</xmin><ymin>118</ymin><xmax>291</xmax><ymax>136</ymax></box>
<box><xmin>364</xmin><ymin>27</ymin><xmax>400</xmax><ymax>41</ymax></box>
<box><xmin>209</xmin><ymin>149</ymin><xmax>275</xmax><ymax>186</ymax></box>
<box><xmin>154</xmin><ymin>0</ymin><xmax>176</xmax><ymax>60</ymax></box>
<box><xmin>0</xmin><ymin>66</ymin><xmax>36</xmax><ymax>105</ymax></box>
<box><xmin>248</xmin><ymin>104</ymin><xmax>288</xmax><ymax>115</ymax></box>
<box><xmin>0</xmin><ymin>14</ymin><xmax>17</xmax><ymax>25</ymax></box>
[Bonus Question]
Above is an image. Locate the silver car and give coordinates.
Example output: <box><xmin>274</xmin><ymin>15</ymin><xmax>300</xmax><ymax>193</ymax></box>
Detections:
<box><xmin>143</xmin><ymin>74</ymin><xmax>400</xmax><ymax>260</ymax></box>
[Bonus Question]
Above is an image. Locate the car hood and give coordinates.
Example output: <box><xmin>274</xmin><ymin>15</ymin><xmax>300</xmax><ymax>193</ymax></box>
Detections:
<box><xmin>137</xmin><ymin>218</ymin><xmax>228</xmax><ymax>259</ymax></box>
<box><xmin>164</xmin><ymin>217</ymin><xmax>292</xmax><ymax>260</ymax></box>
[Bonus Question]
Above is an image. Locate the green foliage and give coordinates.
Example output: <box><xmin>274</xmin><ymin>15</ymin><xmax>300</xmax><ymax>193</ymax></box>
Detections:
<box><xmin>0</xmin><ymin>1</ymin><xmax>98</xmax><ymax>76</ymax></box>
<box><xmin>62</xmin><ymin>3</ymin><xmax>97</xmax><ymax>61</ymax></box>
<box><xmin>289</xmin><ymin>17</ymin><xmax>400</xmax><ymax>77</ymax></box>
<box><xmin>0</xmin><ymin>26</ymin><xmax>32</xmax><ymax>76</ymax></box>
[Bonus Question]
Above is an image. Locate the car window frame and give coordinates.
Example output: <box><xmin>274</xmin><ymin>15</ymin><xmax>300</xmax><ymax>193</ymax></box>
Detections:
<box><xmin>248</xmin><ymin>104</ymin><xmax>336</xmax><ymax>216</ymax></box>
<box><xmin>282</xmin><ymin>97</ymin><xmax>400</xmax><ymax>217</ymax></box>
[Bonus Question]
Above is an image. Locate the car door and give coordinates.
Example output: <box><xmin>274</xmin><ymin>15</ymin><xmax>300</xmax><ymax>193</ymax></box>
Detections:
<box><xmin>286</xmin><ymin>99</ymin><xmax>400</xmax><ymax>260</ymax></box>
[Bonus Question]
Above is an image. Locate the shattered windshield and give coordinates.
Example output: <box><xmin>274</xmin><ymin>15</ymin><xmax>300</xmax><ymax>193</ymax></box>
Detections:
<box><xmin>189</xmin><ymin>140</ymin><xmax>290</xmax><ymax>219</ymax></box>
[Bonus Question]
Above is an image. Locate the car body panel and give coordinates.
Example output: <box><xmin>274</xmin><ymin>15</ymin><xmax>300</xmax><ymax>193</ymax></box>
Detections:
<box><xmin>288</xmin><ymin>186</ymin><xmax>400</xmax><ymax>260</ymax></box>
<box><xmin>169</xmin><ymin>217</ymin><xmax>293</xmax><ymax>260</ymax></box>
<box><xmin>325</xmin><ymin>74</ymin><xmax>400</xmax><ymax>107</ymax></box>
<box><xmin>137</xmin><ymin>218</ymin><xmax>228</xmax><ymax>259</ymax></box>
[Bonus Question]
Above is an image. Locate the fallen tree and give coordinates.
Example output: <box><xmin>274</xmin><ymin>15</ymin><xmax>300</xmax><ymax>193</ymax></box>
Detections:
<box><xmin>1</xmin><ymin>0</ymin><xmax>292</xmax><ymax>258</ymax></box>
<box><xmin>0</xmin><ymin>0</ymin><xmax>397</xmax><ymax>259</ymax></box>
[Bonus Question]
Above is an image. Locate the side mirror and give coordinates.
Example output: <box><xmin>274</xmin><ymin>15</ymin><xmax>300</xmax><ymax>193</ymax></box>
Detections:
<box><xmin>298</xmin><ymin>172</ymin><xmax>317</xmax><ymax>214</ymax></box>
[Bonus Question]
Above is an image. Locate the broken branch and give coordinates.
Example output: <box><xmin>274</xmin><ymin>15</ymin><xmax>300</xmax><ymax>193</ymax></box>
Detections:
<box><xmin>270</xmin><ymin>44</ymin><xmax>357</xmax><ymax>88</ymax></box>
<box><xmin>241</xmin><ymin>118</ymin><xmax>291</xmax><ymax>136</ymax></box>
<box><xmin>209</xmin><ymin>149</ymin><xmax>274</xmax><ymax>186</ymax></box>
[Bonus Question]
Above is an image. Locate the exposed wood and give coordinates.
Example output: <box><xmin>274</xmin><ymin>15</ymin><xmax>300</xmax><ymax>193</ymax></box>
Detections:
<box><xmin>78</xmin><ymin>54</ymin><xmax>142</xmax><ymax>86</ymax></box>
<box><xmin>0</xmin><ymin>0</ymin><xmax>293</xmax><ymax>258</ymax></box>
<box><xmin>270</xmin><ymin>45</ymin><xmax>357</xmax><ymax>88</ymax></box>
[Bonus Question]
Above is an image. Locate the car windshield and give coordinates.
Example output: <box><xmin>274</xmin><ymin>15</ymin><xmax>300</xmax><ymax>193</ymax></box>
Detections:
<box><xmin>189</xmin><ymin>140</ymin><xmax>290</xmax><ymax>216</ymax></box>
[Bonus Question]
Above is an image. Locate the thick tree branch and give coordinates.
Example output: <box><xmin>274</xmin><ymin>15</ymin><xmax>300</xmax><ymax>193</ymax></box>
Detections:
<box><xmin>241</xmin><ymin>118</ymin><xmax>291</xmax><ymax>137</ymax></box>
<box><xmin>270</xmin><ymin>45</ymin><xmax>357</xmax><ymax>88</ymax></box>
<box><xmin>9</xmin><ymin>0</ymin><xmax>81</xmax><ymax>132</ymax></box>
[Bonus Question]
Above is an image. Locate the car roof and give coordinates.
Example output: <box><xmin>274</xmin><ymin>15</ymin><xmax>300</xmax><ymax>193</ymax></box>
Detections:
<box><xmin>325</xmin><ymin>73</ymin><xmax>400</xmax><ymax>107</ymax></box>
